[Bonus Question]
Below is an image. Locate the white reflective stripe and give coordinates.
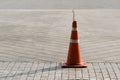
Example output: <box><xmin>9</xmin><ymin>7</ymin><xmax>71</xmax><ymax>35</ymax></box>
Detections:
<box><xmin>70</xmin><ymin>39</ymin><xmax>79</xmax><ymax>43</ymax></box>
<box><xmin>72</xmin><ymin>28</ymin><xmax>78</xmax><ymax>31</ymax></box>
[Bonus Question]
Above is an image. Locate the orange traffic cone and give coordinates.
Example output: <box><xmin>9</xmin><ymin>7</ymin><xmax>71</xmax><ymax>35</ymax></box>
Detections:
<box><xmin>61</xmin><ymin>20</ymin><xmax>87</xmax><ymax>68</ymax></box>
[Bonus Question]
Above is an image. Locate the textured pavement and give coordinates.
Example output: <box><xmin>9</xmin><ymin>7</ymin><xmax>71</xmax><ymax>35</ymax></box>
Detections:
<box><xmin>0</xmin><ymin>0</ymin><xmax>120</xmax><ymax>9</ymax></box>
<box><xmin>0</xmin><ymin>61</ymin><xmax>120</xmax><ymax>80</ymax></box>
<box><xmin>0</xmin><ymin>10</ymin><xmax>120</xmax><ymax>80</ymax></box>
<box><xmin>0</xmin><ymin>10</ymin><xmax>120</xmax><ymax>62</ymax></box>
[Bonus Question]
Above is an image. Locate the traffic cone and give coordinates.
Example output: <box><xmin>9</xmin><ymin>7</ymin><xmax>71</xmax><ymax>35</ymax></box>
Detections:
<box><xmin>61</xmin><ymin>20</ymin><xmax>87</xmax><ymax>68</ymax></box>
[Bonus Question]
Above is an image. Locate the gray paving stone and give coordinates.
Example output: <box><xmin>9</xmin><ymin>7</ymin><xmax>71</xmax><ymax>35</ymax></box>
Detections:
<box><xmin>0</xmin><ymin>10</ymin><xmax>120</xmax><ymax>80</ymax></box>
<box><xmin>0</xmin><ymin>10</ymin><xmax>120</xmax><ymax>63</ymax></box>
<box><xmin>0</xmin><ymin>62</ymin><xmax>119</xmax><ymax>80</ymax></box>
<box><xmin>0</xmin><ymin>0</ymin><xmax>120</xmax><ymax>9</ymax></box>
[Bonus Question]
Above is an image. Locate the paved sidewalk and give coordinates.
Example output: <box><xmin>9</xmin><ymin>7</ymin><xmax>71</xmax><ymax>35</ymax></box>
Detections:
<box><xmin>0</xmin><ymin>10</ymin><xmax>120</xmax><ymax>80</ymax></box>
<box><xmin>0</xmin><ymin>61</ymin><xmax>120</xmax><ymax>80</ymax></box>
<box><xmin>0</xmin><ymin>0</ymin><xmax>120</xmax><ymax>9</ymax></box>
<box><xmin>0</xmin><ymin>10</ymin><xmax>120</xmax><ymax>62</ymax></box>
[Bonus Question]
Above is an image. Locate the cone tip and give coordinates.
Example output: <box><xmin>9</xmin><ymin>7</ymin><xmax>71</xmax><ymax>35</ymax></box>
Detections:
<box><xmin>72</xmin><ymin>20</ymin><xmax>77</xmax><ymax>28</ymax></box>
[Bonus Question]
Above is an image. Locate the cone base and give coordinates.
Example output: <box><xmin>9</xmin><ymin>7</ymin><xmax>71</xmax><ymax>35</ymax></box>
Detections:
<box><xmin>61</xmin><ymin>61</ymin><xmax>87</xmax><ymax>68</ymax></box>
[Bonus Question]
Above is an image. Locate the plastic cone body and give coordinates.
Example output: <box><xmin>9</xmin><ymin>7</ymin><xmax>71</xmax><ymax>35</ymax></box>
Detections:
<box><xmin>61</xmin><ymin>21</ymin><xmax>87</xmax><ymax>68</ymax></box>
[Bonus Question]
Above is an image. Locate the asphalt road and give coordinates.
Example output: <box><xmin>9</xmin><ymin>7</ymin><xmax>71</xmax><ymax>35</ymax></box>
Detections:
<box><xmin>0</xmin><ymin>0</ymin><xmax>120</xmax><ymax>9</ymax></box>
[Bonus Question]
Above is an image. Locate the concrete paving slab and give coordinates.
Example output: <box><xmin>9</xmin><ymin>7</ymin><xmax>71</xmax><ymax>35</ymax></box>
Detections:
<box><xmin>0</xmin><ymin>61</ymin><xmax>119</xmax><ymax>80</ymax></box>
<box><xmin>0</xmin><ymin>0</ymin><xmax>120</xmax><ymax>9</ymax></box>
<box><xmin>0</xmin><ymin>10</ymin><xmax>120</xmax><ymax>63</ymax></box>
